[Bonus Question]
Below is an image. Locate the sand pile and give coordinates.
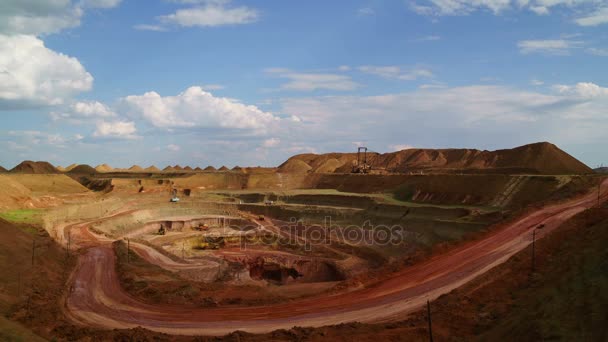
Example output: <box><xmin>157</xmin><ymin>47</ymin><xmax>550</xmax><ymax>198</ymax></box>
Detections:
<box><xmin>64</xmin><ymin>164</ymin><xmax>78</xmax><ymax>172</ymax></box>
<box><xmin>67</xmin><ymin>164</ymin><xmax>98</xmax><ymax>174</ymax></box>
<box><xmin>129</xmin><ymin>165</ymin><xmax>144</xmax><ymax>172</ymax></box>
<box><xmin>144</xmin><ymin>166</ymin><xmax>160</xmax><ymax>172</ymax></box>
<box><xmin>173</xmin><ymin>165</ymin><xmax>184</xmax><ymax>171</ymax></box>
<box><xmin>95</xmin><ymin>164</ymin><xmax>113</xmax><ymax>172</ymax></box>
<box><xmin>218</xmin><ymin>166</ymin><xmax>229</xmax><ymax>171</ymax></box>
<box><xmin>204</xmin><ymin>166</ymin><xmax>217</xmax><ymax>171</ymax></box>
<box><xmin>163</xmin><ymin>166</ymin><xmax>175</xmax><ymax>172</ymax></box>
<box><xmin>194</xmin><ymin>167</ymin><xmax>203</xmax><ymax>171</ymax></box>
<box><xmin>278</xmin><ymin>159</ymin><xmax>312</xmax><ymax>173</ymax></box>
<box><xmin>183</xmin><ymin>166</ymin><xmax>193</xmax><ymax>171</ymax></box>
<box><xmin>314</xmin><ymin>158</ymin><xmax>344</xmax><ymax>173</ymax></box>
<box><xmin>280</xmin><ymin>142</ymin><xmax>592</xmax><ymax>175</ymax></box>
<box><xmin>10</xmin><ymin>161</ymin><xmax>59</xmax><ymax>174</ymax></box>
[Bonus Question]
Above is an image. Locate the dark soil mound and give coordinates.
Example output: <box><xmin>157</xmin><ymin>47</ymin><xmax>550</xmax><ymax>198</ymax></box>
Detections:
<box><xmin>67</xmin><ymin>164</ymin><xmax>98</xmax><ymax>174</ymax></box>
<box><xmin>204</xmin><ymin>166</ymin><xmax>217</xmax><ymax>171</ymax></box>
<box><xmin>10</xmin><ymin>161</ymin><xmax>59</xmax><ymax>174</ymax></box>
<box><xmin>0</xmin><ymin>165</ymin><xmax>7</xmax><ymax>173</ymax></box>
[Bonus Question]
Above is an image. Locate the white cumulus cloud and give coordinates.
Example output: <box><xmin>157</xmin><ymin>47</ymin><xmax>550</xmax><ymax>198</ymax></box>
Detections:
<box><xmin>123</xmin><ymin>86</ymin><xmax>279</xmax><ymax>133</ymax></box>
<box><xmin>93</xmin><ymin>120</ymin><xmax>139</xmax><ymax>139</ymax></box>
<box><xmin>0</xmin><ymin>34</ymin><xmax>93</xmax><ymax>108</ymax></box>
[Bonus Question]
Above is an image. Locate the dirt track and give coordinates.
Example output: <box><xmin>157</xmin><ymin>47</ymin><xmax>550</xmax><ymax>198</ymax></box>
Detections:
<box><xmin>64</xmin><ymin>180</ymin><xmax>608</xmax><ymax>336</ymax></box>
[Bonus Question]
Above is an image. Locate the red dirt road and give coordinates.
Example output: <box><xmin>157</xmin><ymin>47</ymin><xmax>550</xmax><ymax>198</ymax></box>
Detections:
<box><xmin>65</xmin><ymin>180</ymin><xmax>608</xmax><ymax>335</ymax></box>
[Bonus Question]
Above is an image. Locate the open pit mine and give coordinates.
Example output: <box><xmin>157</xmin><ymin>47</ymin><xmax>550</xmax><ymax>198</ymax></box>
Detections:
<box><xmin>0</xmin><ymin>142</ymin><xmax>606</xmax><ymax>341</ymax></box>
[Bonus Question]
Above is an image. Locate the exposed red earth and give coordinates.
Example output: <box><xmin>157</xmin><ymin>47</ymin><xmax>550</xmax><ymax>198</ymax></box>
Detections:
<box><xmin>61</xmin><ymin>180</ymin><xmax>608</xmax><ymax>336</ymax></box>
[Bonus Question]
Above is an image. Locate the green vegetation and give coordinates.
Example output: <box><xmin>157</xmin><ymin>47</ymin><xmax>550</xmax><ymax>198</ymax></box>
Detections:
<box><xmin>0</xmin><ymin>209</ymin><xmax>44</xmax><ymax>228</ymax></box>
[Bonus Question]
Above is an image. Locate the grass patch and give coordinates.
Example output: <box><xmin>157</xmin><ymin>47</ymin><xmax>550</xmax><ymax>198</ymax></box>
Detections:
<box><xmin>0</xmin><ymin>210</ymin><xmax>44</xmax><ymax>230</ymax></box>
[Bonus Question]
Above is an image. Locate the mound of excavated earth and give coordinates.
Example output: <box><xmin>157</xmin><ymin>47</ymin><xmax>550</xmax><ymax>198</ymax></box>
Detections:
<box><xmin>204</xmin><ymin>166</ymin><xmax>217</xmax><ymax>171</ymax></box>
<box><xmin>129</xmin><ymin>165</ymin><xmax>144</xmax><ymax>172</ymax></box>
<box><xmin>280</xmin><ymin>142</ymin><xmax>592</xmax><ymax>175</ymax></box>
<box><xmin>278</xmin><ymin>159</ymin><xmax>313</xmax><ymax>173</ymax></box>
<box><xmin>0</xmin><ymin>165</ymin><xmax>7</xmax><ymax>173</ymax></box>
<box><xmin>67</xmin><ymin>164</ymin><xmax>98</xmax><ymax>174</ymax></box>
<box><xmin>218</xmin><ymin>166</ymin><xmax>229</xmax><ymax>171</ymax></box>
<box><xmin>95</xmin><ymin>164</ymin><xmax>113</xmax><ymax>172</ymax></box>
<box><xmin>144</xmin><ymin>166</ymin><xmax>160</xmax><ymax>172</ymax></box>
<box><xmin>10</xmin><ymin>161</ymin><xmax>59</xmax><ymax>174</ymax></box>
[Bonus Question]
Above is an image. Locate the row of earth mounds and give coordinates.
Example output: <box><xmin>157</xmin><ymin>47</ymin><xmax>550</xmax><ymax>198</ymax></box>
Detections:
<box><xmin>279</xmin><ymin>142</ymin><xmax>594</xmax><ymax>175</ymax></box>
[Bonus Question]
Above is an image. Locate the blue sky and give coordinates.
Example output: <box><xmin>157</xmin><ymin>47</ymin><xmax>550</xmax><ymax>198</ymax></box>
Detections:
<box><xmin>1</xmin><ymin>0</ymin><xmax>607</xmax><ymax>169</ymax></box>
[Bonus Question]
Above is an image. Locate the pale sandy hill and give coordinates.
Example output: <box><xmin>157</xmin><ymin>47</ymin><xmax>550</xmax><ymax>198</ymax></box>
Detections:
<box><xmin>144</xmin><ymin>166</ymin><xmax>160</xmax><ymax>172</ymax></box>
<box><xmin>173</xmin><ymin>165</ymin><xmax>184</xmax><ymax>171</ymax></box>
<box><xmin>64</xmin><ymin>164</ymin><xmax>78</xmax><ymax>172</ymax></box>
<box><xmin>5</xmin><ymin>174</ymin><xmax>88</xmax><ymax>194</ymax></box>
<box><xmin>128</xmin><ymin>165</ymin><xmax>144</xmax><ymax>172</ymax></box>
<box><xmin>95</xmin><ymin>164</ymin><xmax>113</xmax><ymax>172</ymax></box>
<box><xmin>194</xmin><ymin>167</ymin><xmax>203</xmax><ymax>171</ymax></box>
<box><xmin>278</xmin><ymin>159</ymin><xmax>312</xmax><ymax>173</ymax></box>
<box><xmin>183</xmin><ymin>166</ymin><xmax>193</xmax><ymax>171</ymax></box>
<box><xmin>218</xmin><ymin>166</ymin><xmax>229</xmax><ymax>171</ymax></box>
<box><xmin>281</xmin><ymin>142</ymin><xmax>592</xmax><ymax>175</ymax></box>
<box><xmin>0</xmin><ymin>175</ymin><xmax>32</xmax><ymax>209</ymax></box>
<box><xmin>314</xmin><ymin>158</ymin><xmax>344</xmax><ymax>173</ymax></box>
<box><xmin>56</xmin><ymin>166</ymin><xmax>66</xmax><ymax>172</ymax></box>
<box><xmin>163</xmin><ymin>166</ymin><xmax>175</xmax><ymax>172</ymax></box>
<box><xmin>204</xmin><ymin>166</ymin><xmax>217</xmax><ymax>171</ymax></box>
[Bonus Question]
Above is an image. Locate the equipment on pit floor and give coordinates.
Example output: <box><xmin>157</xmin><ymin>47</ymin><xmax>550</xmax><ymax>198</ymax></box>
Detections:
<box><xmin>158</xmin><ymin>226</ymin><xmax>166</xmax><ymax>235</ymax></box>
<box><xmin>264</xmin><ymin>200</ymin><xmax>274</xmax><ymax>205</ymax></box>
<box><xmin>194</xmin><ymin>223</ymin><xmax>210</xmax><ymax>231</ymax></box>
<box><xmin>258</xmin><ymin>215</ymin><xmax>265</xmax><ymax>221</ymax></box>
<box><xmin>352</xmin><ymin>146</ymin><xmax>371</xmax><ymax>174</ymax></box>
<box><xmin>170</xmin><ymin>188</ymin><xmax>180</xmax><ymax>203</ymax></box>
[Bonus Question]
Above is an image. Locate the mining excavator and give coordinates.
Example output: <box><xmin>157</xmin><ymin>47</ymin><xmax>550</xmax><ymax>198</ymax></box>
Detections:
<box><xmin>352</xmin><ymin>147</ymin><xmax>371</xmax><ymax>174</ymax></box>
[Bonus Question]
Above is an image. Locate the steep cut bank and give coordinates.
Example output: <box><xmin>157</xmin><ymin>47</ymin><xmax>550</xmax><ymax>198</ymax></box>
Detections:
<box><xmin>10</xmin><ymin>161</ymin><xmax>59</xmax><ymax>174</ymax></box>
<box><xmin>282</xmin><ymin>142</ymin><xmax>592</xmax><ymax>175</ymax></box>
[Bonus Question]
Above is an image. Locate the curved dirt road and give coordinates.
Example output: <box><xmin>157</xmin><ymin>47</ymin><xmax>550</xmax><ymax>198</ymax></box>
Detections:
<box><xmin>65</xmin><ymin>180</ymin><xmax>608</xmax><ymax>335</ymax></box>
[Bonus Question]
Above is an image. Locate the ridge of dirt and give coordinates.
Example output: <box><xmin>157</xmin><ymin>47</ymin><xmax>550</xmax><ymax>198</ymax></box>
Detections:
<box><xmin>281</xmin><ymin>142</ymin><xmax>592</xmax><ymax>175</ymax></box>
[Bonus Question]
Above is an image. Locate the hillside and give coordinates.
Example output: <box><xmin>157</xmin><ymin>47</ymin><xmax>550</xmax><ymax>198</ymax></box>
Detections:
<box><xmin>595</xmin><ymin>167</ymin><xmax>608</xmax><ymax>174</ymax></box>
<box><xmin>9</xmin><ymin>161</ymin><xmax>59</xmax><ymax>174</ymax></box>
<box><xmin>280</xmin><ymin>142</ymin><xmax>593</xmax><ymax>175</ymax></box>
<box><xmin>0</xmin><ymin>165</ymin><xmax>7</xmax><ymax>173</ymax></box>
